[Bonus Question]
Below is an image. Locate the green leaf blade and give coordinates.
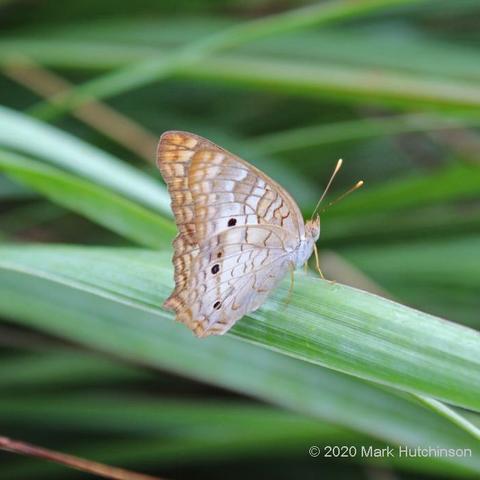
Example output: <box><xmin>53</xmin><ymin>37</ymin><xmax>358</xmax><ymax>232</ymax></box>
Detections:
<box><xmin>0</xmin><ymin>245</ymin><xmax>478</xmax><ymax>412</ymax></box>
<box><xmin>0</xmin><ymin>152</ymin><xmax>175</xmax><ymax>248</ymax></box>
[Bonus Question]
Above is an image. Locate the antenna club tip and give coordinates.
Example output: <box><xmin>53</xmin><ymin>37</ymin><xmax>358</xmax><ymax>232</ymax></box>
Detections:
<box><xmin>333</xmin><ymin>158</ymin><xmax>343</xmax><ymax>173</ymax></box>
<box><xmin>357</xmin><ymin>180</ymin><xmax>364</xmax><ymax>187</ymax></box>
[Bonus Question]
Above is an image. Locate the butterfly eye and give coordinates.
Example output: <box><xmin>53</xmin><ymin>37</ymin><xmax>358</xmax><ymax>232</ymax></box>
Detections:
<box><xmin>213</xmin><ymin>301</ymin><xmax>222</xmax><ymax>310</ymax></box>
<box><xmin>217</xmin><ymin>252</ymin><xmax>222</xmax><ymax>258</ymax></box>
<box><xmin>211</xmin><ymin>264</ymin><xmax>220</xmax><ymax>274</ymax></box>
<box><xmin>228</xmin><ymin>218</ymin><xmax>237</xmax><ymax>227</ymax></box>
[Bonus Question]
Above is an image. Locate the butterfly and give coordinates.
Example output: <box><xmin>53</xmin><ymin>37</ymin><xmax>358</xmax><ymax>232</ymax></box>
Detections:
<box><xmin>157</xmin><ymin>131</ymin><xmax>360</xmax><ymax>337</ymax></box>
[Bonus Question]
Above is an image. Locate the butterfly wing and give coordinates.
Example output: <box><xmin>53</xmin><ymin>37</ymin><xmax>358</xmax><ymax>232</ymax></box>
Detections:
<box><xmin>181</xmin><ymin>224</ymin><xmax>295</xmax><ymax>336</ymax></box>
<box><xmin>157</xmin><ymin>131</ymin><xmax>304</xmax><ymax>336</ymax></box>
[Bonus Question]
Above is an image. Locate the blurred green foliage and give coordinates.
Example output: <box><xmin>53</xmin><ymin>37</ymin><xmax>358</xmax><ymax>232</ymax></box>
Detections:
<box><xmin>0</xmin><ymin>1</ymin><xmax>479</xmax><ymax>479</ymax></box>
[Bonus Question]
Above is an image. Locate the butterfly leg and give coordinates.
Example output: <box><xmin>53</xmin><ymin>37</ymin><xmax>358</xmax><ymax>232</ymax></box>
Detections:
<box><xmin>313</xmin><ymin>244</ymin><xmax>337</xmax><ymax>284</ymax></box>
<box><xmin>313</xmin><ymin>243</ymin><xmax>325</xmax><ymax>279</ymax></box>
<box><xmin>284</xmin><ymin>262</ymin><xmax>296</xmax><ymax>306</ymax></box>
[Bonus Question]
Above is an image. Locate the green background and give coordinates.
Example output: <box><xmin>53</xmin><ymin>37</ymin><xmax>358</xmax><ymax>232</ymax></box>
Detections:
<box><xmin>0</xmin><ymin>0</ymin><xmax>479</xmax><ymax>478</ymax></box>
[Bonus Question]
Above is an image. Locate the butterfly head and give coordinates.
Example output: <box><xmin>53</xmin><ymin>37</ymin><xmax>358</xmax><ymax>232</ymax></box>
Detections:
<box><xmin>305</xmin><ymin>215</ymin><xmax>320</xmax><ymax>242</ymax></box>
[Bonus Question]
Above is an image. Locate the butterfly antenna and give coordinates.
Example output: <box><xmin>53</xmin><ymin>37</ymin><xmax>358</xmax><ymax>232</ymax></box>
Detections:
<box><xmin>321</xmin><ymin>180</ymin><xmax>364</xmax><ymax>213</ymax></box>
<box><xmin>311</xmin><ymin>159</ymin><xmax>343</xmax><ymax>220</ymax></box>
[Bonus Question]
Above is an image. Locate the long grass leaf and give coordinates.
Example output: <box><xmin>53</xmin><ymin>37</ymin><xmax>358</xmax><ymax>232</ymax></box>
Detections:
<box><xmin>26</xmin><ymin>0</ymin><xmax>427</xmax><ymax>119</ymax></box>
<box><xmin>0</xmin><ymin>250</ymin><xmax>478</xmax><ymax>474</ymax></box>
<box><xmin>1</xmin><ymin>394</ymin><xmax>476</xmax><ymax>477</ymax></box>
<box><xmin>0</xmin><ymin>245</ymin><xmax>478</xmax><ymax>411</ymax></box>
<box><xmin>0</xmin><ymin>106</ymin><xmax>169</xmax><ymax>214</ymax></box>
<box><xmin>251</xmin><ymin>114</ymin><xmax>480</xmax><ymax>155</ymax></box>
<box><xmin>0</xmin><ymin>152</ymin><xmax>175</xmax><ymax>247</ymax></box>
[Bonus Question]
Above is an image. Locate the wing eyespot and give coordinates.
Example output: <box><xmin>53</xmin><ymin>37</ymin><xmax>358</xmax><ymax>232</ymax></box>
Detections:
<box><xmin>211</xmin><ymin>264</ymin><xmax>220</xmax><ymax>274</ymax></box>
<box><xmin>213</xmin><ymin>301</ymin><xmax>222</xmax><ymax>310</ymax></box>
<box><xmin>228</xmin><ymin>218</ymin><xmax>237</xmax><ymax>227</ymax></box>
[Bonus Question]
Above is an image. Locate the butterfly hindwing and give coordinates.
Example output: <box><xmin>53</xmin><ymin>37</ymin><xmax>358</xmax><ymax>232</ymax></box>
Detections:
<box><xmin>187</xmin><ymin>225</ymin><xmax>296</xmax><ymax>336</ymax></box>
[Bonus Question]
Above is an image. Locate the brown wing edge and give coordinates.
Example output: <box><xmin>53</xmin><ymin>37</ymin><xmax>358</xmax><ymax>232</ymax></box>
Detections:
<box><xmin>156</xmin><ymin>131</ymin><xmax>200</xmax><ymax>332</ymax></box>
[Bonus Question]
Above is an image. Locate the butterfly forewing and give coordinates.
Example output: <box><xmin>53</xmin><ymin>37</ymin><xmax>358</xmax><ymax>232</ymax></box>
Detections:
<box><xmin>157</xmin><ymin>131</ymin><xmax>304</xmax><ymax>336</ymax></box>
